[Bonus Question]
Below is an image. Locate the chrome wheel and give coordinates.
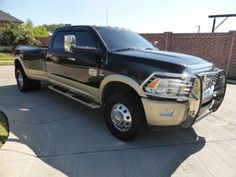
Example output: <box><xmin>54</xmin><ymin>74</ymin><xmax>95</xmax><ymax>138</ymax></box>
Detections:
<box><xmin>17</xmin><ymin>70</ymin><xmax>24</xmax><ymax>89</ymax></box>
<box><xmin>110</xmin><ymin>103</ymin><xmax>132</xmax><ymax>132</ymax></box>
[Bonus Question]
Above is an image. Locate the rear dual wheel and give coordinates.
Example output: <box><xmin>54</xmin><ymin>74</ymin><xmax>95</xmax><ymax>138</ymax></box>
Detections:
<box><xmin>16</xmin><ymin>66</ymin><xmax>41</xmax><ymax>92</ymax></box>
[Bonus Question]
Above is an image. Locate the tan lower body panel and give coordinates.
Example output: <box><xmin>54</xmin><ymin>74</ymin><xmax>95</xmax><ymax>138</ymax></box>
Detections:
<box><xmin>141</xmin><ymin>98</ymin><xmax>189</xmax><ymax>126</ymax></box>
<box><xmin>25</xmin><ymin>67</ymin><xmax>100</xmax><ymax>102</ymax></box>
<box><xmin>26</xmin><ymin>69</ymin><xmax>49</xmax><ymax>81</ymax></box>
<box><xmin>47</xmin><ymin>73</ymin><xmax>99</xmax><ymax>102</ymax></box>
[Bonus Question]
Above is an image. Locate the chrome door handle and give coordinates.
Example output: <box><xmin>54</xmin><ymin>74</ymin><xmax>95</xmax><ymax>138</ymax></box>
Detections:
<box><xmin>68</xmin><ymin>57</ymin><xmax>76</xmax><ymax>61</ymax></box>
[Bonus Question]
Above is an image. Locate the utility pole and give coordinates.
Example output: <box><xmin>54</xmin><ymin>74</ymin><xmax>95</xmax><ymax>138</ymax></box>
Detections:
<box><xmin>106</xmin><ymin>8</ymin><xmax>108</xmax><ymax>26</ymax></box>
<box><xmin>195</xmin><ymin>25</ymin><xmax>201</xmax><ymax>33</ymax></box>
<box><xmin>209</xmin><ymin>14</ymin><xmax>236</xmax><ymax>33</ymax></box>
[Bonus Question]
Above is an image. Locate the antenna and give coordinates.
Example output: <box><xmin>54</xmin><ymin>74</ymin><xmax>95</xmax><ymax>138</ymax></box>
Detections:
<box><xmin>106</xmin><ymin>8</ymin><xmax>108</xmax><ymax>26</ymax></box>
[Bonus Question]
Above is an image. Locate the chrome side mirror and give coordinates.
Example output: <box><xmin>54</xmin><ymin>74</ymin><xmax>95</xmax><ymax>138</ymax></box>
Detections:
<box><xmin>0</xmin><ymin>111</ymin><xmax>9</xmax><ymax>148</ymax></box>
<box><xmin>153</xmin><ymin>41</ymin><xmax>159</xmax><ymax>49</ymax></box>
<box><xmin>64</xmin><ymin>35</ymin><xmax>76</xmax><ymax>52</ymax></box>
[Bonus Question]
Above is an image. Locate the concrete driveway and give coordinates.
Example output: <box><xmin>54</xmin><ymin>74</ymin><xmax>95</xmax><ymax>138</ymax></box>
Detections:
<box><xmin>0</xmin><ymin>66</ymin><xmax>235</xmax><ymax>177</ymax></box>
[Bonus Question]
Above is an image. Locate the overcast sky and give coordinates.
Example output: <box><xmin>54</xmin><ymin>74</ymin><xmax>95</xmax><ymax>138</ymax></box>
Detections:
<box><xmin>1</xmin><ymin>0</ymin><xmax>236</xmax><ymax>33</ymax></box>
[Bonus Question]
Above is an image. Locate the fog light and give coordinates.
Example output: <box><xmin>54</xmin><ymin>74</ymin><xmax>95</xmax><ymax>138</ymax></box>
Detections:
<box><xmin>160</xmin><ymin>108</ymin><xmax>174</xmax><ymax>117</ymax></box>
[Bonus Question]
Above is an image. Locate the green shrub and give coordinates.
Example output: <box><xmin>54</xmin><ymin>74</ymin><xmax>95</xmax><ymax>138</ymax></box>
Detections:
<box><xmin>0</xmin><ymin>23</ymin><xmax>41</xmax><ymax>52</ymax></box>
<box><xmin>24</xmin><ymin>19</ymin><xmax>48</xmax><ymax>37</ymax></box>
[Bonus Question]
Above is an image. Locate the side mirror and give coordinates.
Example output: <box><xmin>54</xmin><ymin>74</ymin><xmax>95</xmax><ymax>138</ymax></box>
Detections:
<box><xmin>64</xmin><ymin>35</ymin><xmax>76</xmax><ymax>52</ymax></box>
<box><xmin>0</xmin><ymin>111</ymin><xmax>9</xmax><ymax>148</ymax></box>
<box><xmin>153</xmin><ymin>40</ymin><xmax>159</xmax><ymax>48</ymax></box>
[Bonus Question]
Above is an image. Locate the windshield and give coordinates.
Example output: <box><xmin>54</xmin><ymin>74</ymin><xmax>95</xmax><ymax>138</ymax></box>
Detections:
<box><xmin>95</xmin><ymin>27</ymin><xmax>155</xmax><ymax>51</ymax></box>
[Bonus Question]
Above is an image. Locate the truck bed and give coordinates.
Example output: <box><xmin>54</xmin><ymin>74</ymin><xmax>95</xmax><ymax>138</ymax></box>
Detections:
<box><xmin>14</xmin><ymin>45</ymin><xmax>48</xmax><ymax>61</ymax></box>
<box><xmin>14</xmin><ymin>46</ymin><xmax>48</xmax><ymax>78</ymax></box>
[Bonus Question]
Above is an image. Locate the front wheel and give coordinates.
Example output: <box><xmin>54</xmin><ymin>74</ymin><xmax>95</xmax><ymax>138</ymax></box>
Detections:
<box><xmin>15</xmin><ymin>66</ymin><xmax>41</xmax><ymax>92</ymax></box>
<box><xmin>104</xmin><ymin>93</ymin><xmax>146</xmax><ymax>141</ymax></box>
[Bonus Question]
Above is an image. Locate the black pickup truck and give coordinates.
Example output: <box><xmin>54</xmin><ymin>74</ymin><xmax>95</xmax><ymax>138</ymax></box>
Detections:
<box><xmin>14</xmin><ymin>26</ymin><xmax>226</xmax><ymax>141</ymax></box>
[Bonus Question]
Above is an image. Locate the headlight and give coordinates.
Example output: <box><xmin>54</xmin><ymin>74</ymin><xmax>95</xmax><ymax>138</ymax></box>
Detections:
<box><xmin>142</xmin><ymin>74</ymin><xmax>196</xmax><ymax>101</ymax></box>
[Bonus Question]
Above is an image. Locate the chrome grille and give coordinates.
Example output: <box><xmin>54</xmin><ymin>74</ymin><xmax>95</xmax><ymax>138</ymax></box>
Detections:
<box><xmin>201</xmin><ymin>72</ymin><xmax>219</xmax><ymax>98</ymax></box>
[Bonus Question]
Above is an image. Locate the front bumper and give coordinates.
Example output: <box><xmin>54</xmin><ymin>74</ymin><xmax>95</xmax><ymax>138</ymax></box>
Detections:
<box><xmin>142</xmin><ymin>98</ymin><xmax>189</xmax><ymax>126</ymax></box>
<box><xmin>141</xmin><ymin>70</ymin><xmax>226</xmax><ymax>127</ymax></box>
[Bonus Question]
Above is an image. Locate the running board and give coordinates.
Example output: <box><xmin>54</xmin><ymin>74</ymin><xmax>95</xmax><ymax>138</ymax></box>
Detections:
<box><xmin>48</xmin><ymin>85</ymin><xmax>101</xmax><ymax>109</ymax></box>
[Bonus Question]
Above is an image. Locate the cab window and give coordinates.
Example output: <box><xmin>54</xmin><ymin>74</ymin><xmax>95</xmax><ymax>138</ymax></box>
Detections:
<box><xmin>75</xmin><ymin>31</ymin><xmax>96</xmax><ymax>48</ymax></box>
<box><xmin>52</xmin><ymin>31</ymin><xmax>72</xmax><ymax>49</ymax></box>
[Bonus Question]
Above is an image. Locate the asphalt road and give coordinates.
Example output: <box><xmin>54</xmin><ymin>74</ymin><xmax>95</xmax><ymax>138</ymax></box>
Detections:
<box><xmin>0</xmin><ymin>66</ymin><xmax>236</xmax><ymax>177</ymax></box>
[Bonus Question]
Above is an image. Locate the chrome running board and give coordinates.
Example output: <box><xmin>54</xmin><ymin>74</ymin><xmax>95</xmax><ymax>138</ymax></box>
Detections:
<box><xmin>48</xmin><ymin>85</ymin><xmax>101</xmax><ymax>109</ymax></box>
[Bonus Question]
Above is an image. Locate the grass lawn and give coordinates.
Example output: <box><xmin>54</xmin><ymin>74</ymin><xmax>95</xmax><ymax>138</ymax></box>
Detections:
<box><xmin>0</xmin><ymin>53</ymin><xmax>14</xmax><ymax>65</ymax></box>
<box><xmin>0</xmin><ymin>112</ymin><xmax>9</xmax><ymax>148</ymax></box>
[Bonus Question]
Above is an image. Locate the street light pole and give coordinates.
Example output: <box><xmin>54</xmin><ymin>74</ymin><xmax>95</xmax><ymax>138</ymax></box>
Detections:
<box><xmin>106</xmin><ymin>8</ymin><xmax>108</xmax><ymax>26</ymax></box>
<box><xmin>195</xmin><ymin>25</ymin><xmax>201</xmax><ymax>33</ymax></box>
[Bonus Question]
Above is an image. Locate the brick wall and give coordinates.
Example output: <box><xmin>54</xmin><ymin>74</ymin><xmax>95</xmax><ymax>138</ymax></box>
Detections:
<box><xmin>36</xmin><ymin>37</ymin><xmax>50</xmax><ymax>46</ymax></box>
<box><xmin>141</xmin><ymin>31</ymin><xmax>236</xmax><ymax>79</ymax></box>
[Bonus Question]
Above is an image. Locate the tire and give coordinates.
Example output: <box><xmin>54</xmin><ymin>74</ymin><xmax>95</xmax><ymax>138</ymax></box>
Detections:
<box><xmin>15</xmin><ymin>66</ymin><xmax>41</xmax><ymax>92</ymax></box>
<box><xmin>104</xmin><ymin>93</ymin><xmax>146</xmax><ymax>141</ymax></box>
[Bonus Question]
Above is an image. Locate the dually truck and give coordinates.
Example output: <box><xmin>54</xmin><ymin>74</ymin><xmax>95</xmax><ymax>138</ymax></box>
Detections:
<box><xmin>14</xmin><ymin>26</ymin><xmax>226</xmax><ymax>141</ymax></box>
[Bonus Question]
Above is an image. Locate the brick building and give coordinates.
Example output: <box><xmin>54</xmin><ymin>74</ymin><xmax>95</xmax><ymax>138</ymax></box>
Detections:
<box><xmin>0</xmin><ymin>10</ymin><xmax>23</xmax><ymax>26</ymax></box>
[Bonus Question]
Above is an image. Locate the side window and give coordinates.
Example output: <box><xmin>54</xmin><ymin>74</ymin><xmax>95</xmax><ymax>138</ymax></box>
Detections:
<box><xmin>52</xmin><ymin>31</ymin><xmax>72</xmax><ymax>49</ymax></box>
<box><xmin>75</xmin><ymin>31</ymin><xmax>96</xmax><ymax>48</ymax></box>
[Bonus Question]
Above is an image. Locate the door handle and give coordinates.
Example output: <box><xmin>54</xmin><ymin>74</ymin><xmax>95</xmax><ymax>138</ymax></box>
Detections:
<box><xmin>47</xmin><ymin>54</ymin><xmax>53</xmax><ymax>57</ymax></box>
<box><xmin>68</xmin><ymin>57</ymin><xmax>76</xmax><ymax>61</ymax></box>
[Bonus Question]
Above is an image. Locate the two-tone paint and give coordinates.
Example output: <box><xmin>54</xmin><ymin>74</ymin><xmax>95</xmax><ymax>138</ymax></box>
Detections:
<box><xmin>14</xmin><ymin>26</ymin><xmax>226</xmax><ymax>127</ymax></box>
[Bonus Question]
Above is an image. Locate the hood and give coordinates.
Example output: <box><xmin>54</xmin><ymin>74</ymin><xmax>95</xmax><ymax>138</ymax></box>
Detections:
<box><xmin>111</xmin><ymin>50</ymin><xmax>214</xmax><ymax>74</ymax></box>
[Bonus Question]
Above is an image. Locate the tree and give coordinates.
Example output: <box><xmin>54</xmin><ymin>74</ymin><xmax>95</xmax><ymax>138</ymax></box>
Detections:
<box><xmin>0</xmin><ymin>23</ymin><xmax>16</xmax><ymax>46</ymax></box>
<box><xmin>42</xmin><ymin>23</ymin><xmax>71</xmax><ymax>33</ymax></box>
<box><xmin>33</xmin><ymin>26</ymin><xmax>49</xmax><ymax>37</ymax></box>
<box><xmin>24</xmin><ymin>19</ymin><xmax>48</xmax><ymax>37</ymax></box>
<box><xmin>25</xmin><ymin>19</ymin><xmax>34</xmax><ymax>29</ymax></box>
<box><xmin>0</xmin><ymin>23</ymin><xmax>40</xmax><ymax>52</ymax></box>
<box><xmin>0</xmin><ymin>19</ymin><xmax>69</xmax><ymax>52</ymax></box>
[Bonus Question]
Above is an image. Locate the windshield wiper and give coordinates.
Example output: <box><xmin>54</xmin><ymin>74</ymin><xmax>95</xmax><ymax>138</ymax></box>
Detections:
<box><xmin>113</xmin><ymin>48</ymin><xmax>140</xmax><ymax>52</ymax></box>
<box><xmin>145</xmin><ymin>47</ymin><xmax>156</xmax><ymax>51</ymax></box>
<box><xmin>114</xmin><ymin>47</ymin><xmax>156</xmax><ymax>52</ymax></box>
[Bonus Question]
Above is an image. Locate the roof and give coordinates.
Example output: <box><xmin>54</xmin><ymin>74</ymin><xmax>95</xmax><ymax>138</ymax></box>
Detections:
<box><xmin>54</xmin><ymin>25</ymin><xmax>129</xmax><ymax>33</ymax></box>
<box><xmin>0</xmin><ymin>10</ymin><xmax>23</xmax><ymax>23</ymax></box>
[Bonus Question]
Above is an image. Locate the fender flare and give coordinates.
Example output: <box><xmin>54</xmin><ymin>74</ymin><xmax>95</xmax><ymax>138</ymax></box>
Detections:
<box><xmin>14</xmin><ymin>57</ymin><xmax>28</xmax><ymax>76</ymax></box>
<box><xmin>98</xmin><ymin>74</ymin><xmax>147</xmax><ymax>103</ymax></box>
